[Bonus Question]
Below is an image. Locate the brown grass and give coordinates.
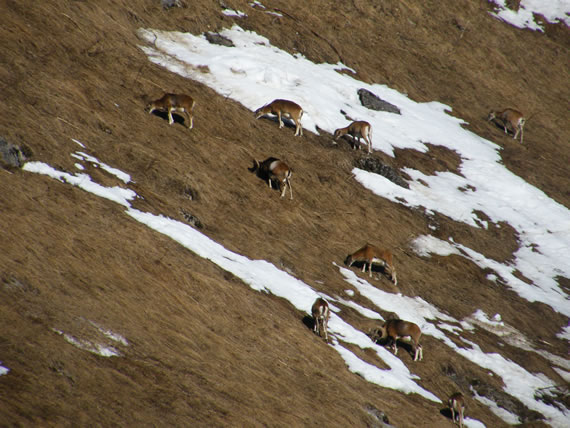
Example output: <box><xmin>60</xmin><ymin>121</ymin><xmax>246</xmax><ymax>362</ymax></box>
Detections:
<box><xmin>0</xmin><ymin>0</ymin><xmax>568</xmax><ymax>426</ymax></box>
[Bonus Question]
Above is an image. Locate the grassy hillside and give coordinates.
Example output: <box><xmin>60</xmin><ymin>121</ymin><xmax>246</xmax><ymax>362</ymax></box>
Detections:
<box><xmin>1</xmin><ymin>1</ymin><xmax>568</xmax><ymax>426</ymax></box>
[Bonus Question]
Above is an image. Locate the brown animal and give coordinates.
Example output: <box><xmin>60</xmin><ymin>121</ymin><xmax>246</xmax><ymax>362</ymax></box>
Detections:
<box><xmin>448</xmin><ymin>392</ymin><xmax>465</xmax><ymax>427</ymax></box>
<box><xmin>311</xmin><ymin>298</ymin><xmax>330</xmax><ymax>341</ymax></box>
<box><xmin>146</xmin><ymin>93</ymin><xmax>195</xmax><ymax>129</ymax></box>
<box><xmin>248</xmin><ymin>157</ymin><xmax>293</xmax><ymax>199</ymax></box>
<box><xmin>334</xmin><ymin>121</ymin><xmax>372</xmax><ymax>153</ymax></box>
<box><xmin>378</xmin><ymin>319</ymin><xmax>423</xmax><ymax>361</ymax></box>
<box><xmin>254</xmin><ymin>99</ymin><xmax>304</xmax><ymax>136</ymax></box>
<box><xmin>344</xmin><ymin>243</ymin><xmax>397</xmax><ymax>285</ymax></box>
<box><xmin>487</xmin><ymin>108</ymin><xmax>525</xmax><ymax>143</ymax></box>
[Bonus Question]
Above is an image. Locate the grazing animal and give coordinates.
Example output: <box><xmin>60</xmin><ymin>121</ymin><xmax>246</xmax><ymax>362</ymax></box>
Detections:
<box><xmin>448</xmin><ymin>392</ymin><xmax>466</xmax><ymax>427</ymax></box>
<box><xmin>248</xmin><ymin>157</ymin><xmax>293</xmax><ymax>199</ymax></box>
<box><xmin>378</xmin><ymin>319</ymin><xmax>423</xmax><ymax>361</ymax></box>
<box><xmin>311</xmin><ymin>298</ymin><xmax>330</xmax><ymax>341</ymax></box>
<box><xmin>334</xmin><ymin>121</ymin><xmax>373</xmax><ymax>153</ymax></box>
<box><xmin>487</xmin><ymin>108</ymin><xmax>525</xmax><ymax>143</ymax></box>
<box><xmin>146</xmin><ymin>93</ymin><xmax>195</xmax><ymax>129</ymax></box>
<box><xmin>344</xmin><ymin>243</ymin><xmax>397</xmax><ymax>285</ymax></box>
<box><xmin>254</xmin><ymin>99</ymin><xmax>304</xmax><ymax>136</ymax></box>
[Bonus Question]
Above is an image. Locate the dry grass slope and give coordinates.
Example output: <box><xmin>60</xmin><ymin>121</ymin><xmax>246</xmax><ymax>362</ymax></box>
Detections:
<box><xmin>1</xmin><ymin>0</ymin><xmax>568</xmax><ymax>426</ymax></box>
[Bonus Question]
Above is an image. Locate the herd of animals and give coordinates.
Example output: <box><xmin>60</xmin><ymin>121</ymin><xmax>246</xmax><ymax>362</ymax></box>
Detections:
<box><xmin>146</xmin><ymin>92</ymin><xmax>526</xmax><ymax>427</ymax></box>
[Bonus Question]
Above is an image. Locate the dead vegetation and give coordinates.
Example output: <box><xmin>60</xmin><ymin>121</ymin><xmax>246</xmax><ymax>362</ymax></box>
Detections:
<box><xmin>0</xmin><ymin>0</ymin><xmax>568</xmax><ymax>426</ymax></box>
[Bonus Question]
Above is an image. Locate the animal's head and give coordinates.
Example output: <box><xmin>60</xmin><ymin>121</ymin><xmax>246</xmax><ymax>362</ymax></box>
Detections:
<box><xmin>144</xmin><ymin>98</ymin><xmax>156</xmax><ymax>113</ymax></box>
<box><xmin>254</xmin><ymin>106</ymin><xmax>266</xmax><ymax>119</ymax></box>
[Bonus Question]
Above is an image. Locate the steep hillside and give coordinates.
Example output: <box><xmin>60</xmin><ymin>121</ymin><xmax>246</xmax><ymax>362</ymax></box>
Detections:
<box><xmin>1</xmin><ymin>1</ymin><xmax>568</xmax><ymax>427</ymax></box>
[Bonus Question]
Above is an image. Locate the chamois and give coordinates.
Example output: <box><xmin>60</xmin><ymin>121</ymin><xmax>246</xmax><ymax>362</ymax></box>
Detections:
<box><xmin>448</xmin><ymin>392</ymin><xmax>466</xmax><ymax>427</ymax></box>
<box><xmin>488</xmin><ymin>108</ymin><xmax>525</xmax><ymax>144</ymax></box>
<box><xmin>311</xmin><ymin>298</ymin><xmax>330</xmax><ymax>341</ymax></box>
<box><xmin>146</xmin><ymin>93</ymin><xmax>195</xmax><ymax>129</ymax></box>
<box><xmin>248</xmin><ymin>157</ymin><xmax>293</xmax><ymax>199</ymax></box>
<box><xmin>254</xmin><ymin>99</ymin><xmax>304</xmax><ymax>136</ymax></box>
<box><xmin>378</xmin><ymin>319</ymin><xmax>423</xmax><ymax>361</ymax></box>
<box><xmin>344</xmin><ymin>243</ymin><xmax>397</xmax><ymax>285</ymax></box>
<box><xmin>334</xmin><ymin>121</ymin><xmax>372</xmax><ymax>153</ymax></box>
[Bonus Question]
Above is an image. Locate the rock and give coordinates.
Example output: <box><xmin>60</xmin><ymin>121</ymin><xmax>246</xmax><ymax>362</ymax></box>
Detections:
<box><xmin>355</xmin><ymin>156</ymin><xmax>409</xmax><ymax>189</ymax></box>
<box><xmin>180</xmin><ymin>208</ymin><xmax>203</xmax><ymax>229</ymax></box>
<box><xmin>205</xmin><ymin>32</ymin><xmax>235</xmax><ymax>47</ymax></box>
<box><xmin>0</xmin><ymin>137</ymin><xmax>29</xmax><ymax>169</ymax></box>
<box><xmin>358</xmin><ymin>89</ymin><xmax>401</xmax><ymax>114</ymax></box>
<box><xmin>364</xmin><ymin>404</ymin><xmax>396</xmax><ymax>428</ymax></box>
<box><xmin>161</xmin><ymin>0</ymin><xmax>183</xmax><ymax>9</ymax></box>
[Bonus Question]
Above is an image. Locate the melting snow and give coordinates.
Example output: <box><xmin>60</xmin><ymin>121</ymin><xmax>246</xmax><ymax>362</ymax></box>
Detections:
<box><xmin>0</xmin><ymin>363</ymin><xmax>9</xmax><ymax>376</ymax></box>
<box><xmin>488</xmin><ymin>0</ymin><xmax>570</xmax><ymax>30</ymax></box>
<box><xmin>52</xmin><ymin>329</ymin><xmax>121</xmax><ymax>358</ymax></box>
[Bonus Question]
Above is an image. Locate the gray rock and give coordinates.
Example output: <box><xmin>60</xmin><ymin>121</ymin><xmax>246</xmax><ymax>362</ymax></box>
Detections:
<box><xmin>358</xmin><ymin>89</ymin><xmax>401</xmax><ymax>114</ymax></box>
<box><xmin>180</xmin><ymin>208</ymin><xmax>203</xmax><ymax>229</ymax></box>
<box><xmin>205</xmin><ymin>32</ymin><xmax>235</xmax><ymax>47</ymax></box>
<box><xmin>355</xmin><ymin>156</ymin><xmax>409</xmax><ymax>189</ymax></box>
<box><xmin>161</xmin><ymin>0</ymin><xmax>183</xmax><ymax>9</ymax></box>
<box><xmin>0</xmin><ymin>137</ymin><xmax>29</xmax><ymax>169</ymax></box>
<box><xmin>365</xmin><ymin>404</ymin><xmax>396</xmax><ymax>427</ymax></box>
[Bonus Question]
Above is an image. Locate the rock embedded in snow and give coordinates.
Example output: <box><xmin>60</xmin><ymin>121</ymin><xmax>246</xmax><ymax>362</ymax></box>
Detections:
<box><xmin>357</xmin><ymin>88</ymin><xmax>401</xmax><ymax>115</ymax></box>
